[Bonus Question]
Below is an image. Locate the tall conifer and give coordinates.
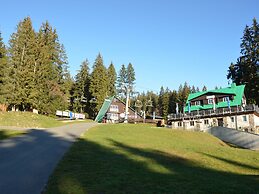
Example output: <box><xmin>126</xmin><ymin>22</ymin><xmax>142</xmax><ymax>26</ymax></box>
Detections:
<box><xmin>9</xmin><ymin>17</ymin><xmax>37</xmax><ymax>110</ymax></box>
<box><xmin>107</xmin><ymin>62</ymin><xmax>117</xmax><ymax>96</ymax></box>
<box><xmin>89</xmin><ymin>53</ymin><xmax>108</xmax><ymax>117</ymax></box>
<box><xmin>0</xmin><ymin>32</ymin><xmax>11</xmax><ymax>108</ymax></box>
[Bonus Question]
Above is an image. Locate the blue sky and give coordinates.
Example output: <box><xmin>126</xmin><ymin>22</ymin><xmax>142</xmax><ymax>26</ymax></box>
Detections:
<box><xmin>1</xmin><ymin>0</ymin><xmax>259</xmax><ymax>93</ymax></box>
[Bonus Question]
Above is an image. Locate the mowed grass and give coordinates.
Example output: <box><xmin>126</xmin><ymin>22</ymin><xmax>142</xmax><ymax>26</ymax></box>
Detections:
<box><xmin>45</xmin><ymin>124</ymin><xmax>259</xmax><ymax>194</ymax></box>
<box><xmin>0</xmin><ymin>129</ymin><xmax>26</xmax><ymax>140</ymax></box>
<box><xmin>0</xmin><ymin>112</ymin><xmax>92</xmax><ymax>128</ymax></box>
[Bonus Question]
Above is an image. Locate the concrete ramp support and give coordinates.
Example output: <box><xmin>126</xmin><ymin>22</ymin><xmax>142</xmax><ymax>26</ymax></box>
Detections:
<box><xmin>207</xmin><ymin>126</ymin><xmax>259</xmax><ymax>150</ymax></box>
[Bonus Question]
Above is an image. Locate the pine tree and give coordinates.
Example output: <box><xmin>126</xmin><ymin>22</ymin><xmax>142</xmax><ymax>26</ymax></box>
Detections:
<box><xmin>89</xmin><ymin>53</ymin><xmax>108</xmax><ymax>117</ymax></box>
<box><xmin>227</xmin><ymin>18</ymin><xmax>259</xmax><ymax>104</ymax></box>
<box><xmin>107</xmin><ymin>62</ymin><xmax>117</xmax><ymax>96</ymax></box>
<box><xmin>0</xmin><ymin>32</ymin><xmax>11</xmax><ymax>109</ymax></box>
<box><xmin>9</xmin><ymin>17</ymin><xmax>38</xmax><ymax>111</ymax></box>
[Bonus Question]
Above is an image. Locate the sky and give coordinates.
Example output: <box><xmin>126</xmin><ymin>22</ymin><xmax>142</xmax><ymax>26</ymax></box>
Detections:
<box><xmin>1</xmin><ymin>0</ymin><xmax>259</xmax><ymax>93</ymax></box>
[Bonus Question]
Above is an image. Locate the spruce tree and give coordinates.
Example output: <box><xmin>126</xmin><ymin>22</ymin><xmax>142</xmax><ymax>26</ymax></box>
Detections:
<box><xmin>0</xmin><ymin>32</ymin><xmax>11</xmax><ymax>109</ymax></box>
<box><xmin>202</xmin><ymin>85</ymin><xmax>207</xmax><ymax>91</ymax></box>
<box><xmin>178</xmin><ymin>82</ymin><xmax>190</xmax><ymax>112</ymax></box>
<box><xmin>9</xmin><ymin>17</ymin><xmax>37</xmax><ymax>111</ymax></box>
<box><xmin>126</xmin><ymin>62</ymin><xmax>136</xmax><ymax>86</ymax></box>
<box><xmin>117</xmin><ymin>64</ymin><xmax>127</xmax><ymax>97</ymax></box>
<box><xmin>107</xmin><ymin>62</ymin><xmax>117</xmax><ymax>96</ymax></box>
<box><xmin>71</xmin><ymin>59</ymin><xmax>90</xmax><ymax>113</ymax></box>
<box><xmin>35</xmin><ymin>21</ymin><xmax>70</xmax><ymax>114</ymax></box>
<box><xmin>158</xmin><ymin>86</ymin><xmax>169</xmax><ymax>117</ymax></box>
<box><xmin>89</xmin><ymin>53</ymin><xmax>108</xmax><ymax>117</ymax></box>
<box><xmin>168</xmin><ymin>90</ymin><xmax>178</xmax><ymax>114</ymax></box>
<box><xmin>227</xmin><ymin>18</ymin><xmax>259</xmax><ymax>104</ymax></box>
<box><xmin>191</xmin><ymin>85</ymin><xmax>196</xmax><ymax>93</ymax></box>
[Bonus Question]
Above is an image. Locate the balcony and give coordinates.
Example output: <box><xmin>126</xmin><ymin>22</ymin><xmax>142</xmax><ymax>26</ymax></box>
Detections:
<box><xmin>168</xmin><ymin>104</ymin><xmax>259</xmax><ymax>120</ymax></box>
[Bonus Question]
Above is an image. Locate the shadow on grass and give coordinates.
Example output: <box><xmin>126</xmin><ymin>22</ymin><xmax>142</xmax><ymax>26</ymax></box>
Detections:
<box><xmin>202</xmin><ymin>153</ymin><xmax>259</xmax><ymax>171</ymax></box>
<box><xmin>46</xmin><ymin>138</ymin><xmax>259</xmax><ymax>194</ymax></box>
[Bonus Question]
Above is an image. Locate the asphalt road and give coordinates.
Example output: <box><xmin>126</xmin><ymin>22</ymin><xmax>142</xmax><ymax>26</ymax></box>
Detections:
<box><xmin>0</xmin><ymin>122</ymin><xmax>98</xmax><ymax>194</ymax></box>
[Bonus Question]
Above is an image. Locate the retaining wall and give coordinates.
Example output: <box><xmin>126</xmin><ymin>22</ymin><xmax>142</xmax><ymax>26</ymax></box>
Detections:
<box><xmin>207</xmin><ymin>126</ymin><xmax>259</xmax><ymax>150</ymax></box>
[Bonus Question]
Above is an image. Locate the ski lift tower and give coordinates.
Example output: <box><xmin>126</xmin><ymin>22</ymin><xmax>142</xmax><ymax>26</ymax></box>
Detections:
<box><xmin>120</xmin><ymin>83</ymin><xmax>132</xmax><ymax>123</ymax></box>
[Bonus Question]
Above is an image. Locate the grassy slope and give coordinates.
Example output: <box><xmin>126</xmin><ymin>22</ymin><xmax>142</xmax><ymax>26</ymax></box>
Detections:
<box><xmin>0</xmin><ymin>112</ymin><xmax>92</xmax><ymax>128</ymax></box>
<box><xmin>0</xmin><ymin>129</ymin><xmax>26</xmax><ymax>140</ymax></box>
<box><xmin>45</xmin><ymin>124</ymin><xmax>259</xmax><ymax>194</ymax></box>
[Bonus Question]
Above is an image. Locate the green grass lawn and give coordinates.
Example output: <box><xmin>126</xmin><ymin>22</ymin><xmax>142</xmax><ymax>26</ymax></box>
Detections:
<box><xmin>45</xmin><ymin>124</ymin><xmax>259</xmax><ymax>194</ymax></box>
<box><xmin>0</xmin><ymin>129</ymin><xmax>26</xmax><ymax>140</ymax></box>
<box><xmin>0</xmin><ymin>112</ymin><xmax>93</xmax><ymax>128</ymax></box>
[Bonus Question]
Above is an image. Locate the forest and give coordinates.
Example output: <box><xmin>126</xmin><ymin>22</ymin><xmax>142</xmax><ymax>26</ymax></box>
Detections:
<box><xmin>0</xmin><ymin>17</ymin><xmax>258</xmax><ymax>118</ymax></box>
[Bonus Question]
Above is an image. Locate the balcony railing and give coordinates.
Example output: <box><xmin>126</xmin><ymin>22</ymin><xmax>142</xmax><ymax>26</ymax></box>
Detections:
<box><xmin>168</xmin><ymin>104</ymin><xmax>259</xmax><ymax>120</ymax></box>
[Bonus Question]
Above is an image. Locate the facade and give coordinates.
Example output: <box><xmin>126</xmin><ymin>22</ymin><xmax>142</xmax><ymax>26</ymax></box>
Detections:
<box><xmin>95</xmin><ymin>96</ymin><xmax>142</xmax><ymax>123</ymax></box>
<box><xmin>168</xmin><ymin>84</ymin><xmax>259</xmax><ymax>134</ymax></box>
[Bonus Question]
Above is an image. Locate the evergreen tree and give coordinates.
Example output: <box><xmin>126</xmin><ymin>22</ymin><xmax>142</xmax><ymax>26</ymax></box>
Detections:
<box><xmin>0</xmin><ymin>32</ymin><xmax>11</xmax><ymax>109</ymax></box>
<box><xmin>178</xmin><ymin>82</ymin><xmax>190</xmax><ymax>112</ymax></box>
<box><xmin>158</xmin><ymin>86</ymin><xmax>170</xmax><ymax>117</ymax></box>
<box><xmin>9</xmin><ymin>17</ymin><xmax>37</xmax><ymax>111</ymax></box>
<box><xmin>126</xmin><ymin>62</ymin><xmax>136</xmax><ymax>99</ymax></box>
<box><xmin>202</xmin><ymin>85</ymin><xmax>207</xmax><ymax>91</ymax></box>
<box><xmin>34</xmin><ymin>21</ymin><xmax>70</xmax><ymax>114</ymax></box>
<box><xmin>71</xmin><ymin>59</ymin><xmax>90</xmax><ymax>113</ymax></box>
<box><xmin>196</xmin><ymin>87</ymin><xmax>200</xmax><ymax>92</ymax></box>
<box><xmin>89</xmin><ymin>53</ymin><xmax>108</xmax><ymax>117</ymax></box>
<box><xmin>107</xmin><ymin>62</ymin><xmax>117</xmax><ymax>96</ymax></box>
<box><xmin>191</xmin><ymin>85</ymin><xmax>196</xmax><ymax>93</ymax></box>
<box><xmin>146</xmin><ymin>91</ymin><xmax>157</xmax><ymax>116</ymax></box>
<box><xmin>117</xmin><ymin>64</ymin><xmax>127</xmax><ymax>97</ymax></box>
<box><xmin>168</xmin><ymin>90</ymin><xmax>178</xmax><ymax>114</ymax></box>
<box><xmin>227</xmin><ymin>18</ymin><xmax>259</xmax><ymax>104</ymax></box>
<box><xmin>126</xmin><ymin>62</ymin><xmax>136</xmax><ymax>86</ymax></box>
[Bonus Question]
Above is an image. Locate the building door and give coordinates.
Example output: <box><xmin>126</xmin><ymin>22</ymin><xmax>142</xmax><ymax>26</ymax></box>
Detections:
<box><xmin>217</xmin><ymin>118</ymin><xmax>224</xmax><ymax>127</ymax></box>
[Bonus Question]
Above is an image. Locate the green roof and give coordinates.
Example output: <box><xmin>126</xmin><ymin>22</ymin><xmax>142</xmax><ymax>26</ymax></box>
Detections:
<box><xmin>184</xmin><ymin>84</ymin><xmax>245</xmax><ymax>112</ymax></box>
<box><xmin>95</xmin><ymin>96</ymin><xmax>114</xmax><ymax>122</ymax></box>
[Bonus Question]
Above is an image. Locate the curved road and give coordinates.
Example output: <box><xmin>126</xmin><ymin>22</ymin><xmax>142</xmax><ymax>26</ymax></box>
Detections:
<box><xmin>0</xmin><ymin>122</ymin><xmax>97</xmax><ymax>194</ymax></box>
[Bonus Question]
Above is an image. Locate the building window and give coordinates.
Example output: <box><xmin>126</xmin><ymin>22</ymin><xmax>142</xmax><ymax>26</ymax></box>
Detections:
<box><xmin>110</xmin><ymin>105</ymin><xmax>119</xmax><ymax>112</ymax></box>
<box><xmin>107</xmin><ymin>113</ymin><xmax>119</xmax><ymax>120</ymax></box>
<box><xmin>223</xmin><ymin>97</ymin><xmax>229</xmax><ymax>102</ymax></box>
<box><xmin>204</xmin><ymin>119</ymin><xmax>209</xmax><ymax>125</ymax></box>
<box><xmin>231</xmin><ymin>117</ymin><xmax>235</xmax><ymax>122</ymax></box>
<box><xmin>243</xmin><ymin>116</ymin><xmax>247</xmax><ymax>122</ymax></box>
<box><xmin>208</xmin><ymin>99</ymin><xmax>213</xmax><ymax>104</ymax></box>
<box><xmin>190</xmin><ymin>121</ymin><xmax>194</xmax><ymax>126</ymax></box>
<box><xmin>178</xmin><ymin>122</ymin><xmax>182</xmax><ymax>127</ymax></box>
<box><xmin>195</xmin><ymin>101</ymin><xmax>201</xmax><ymax>106</ymax></box>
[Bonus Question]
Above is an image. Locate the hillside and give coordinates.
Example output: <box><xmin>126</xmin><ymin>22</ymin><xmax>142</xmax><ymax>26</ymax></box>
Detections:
<box><xmin>0</xmin><ymin>112</ymin><xmax>89</xmax><ymax>128</ymax></box>
<box><xmin>45</xmin><ymin>124</ymin><xmax>259</xmax><ymax>193</ymax></box>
